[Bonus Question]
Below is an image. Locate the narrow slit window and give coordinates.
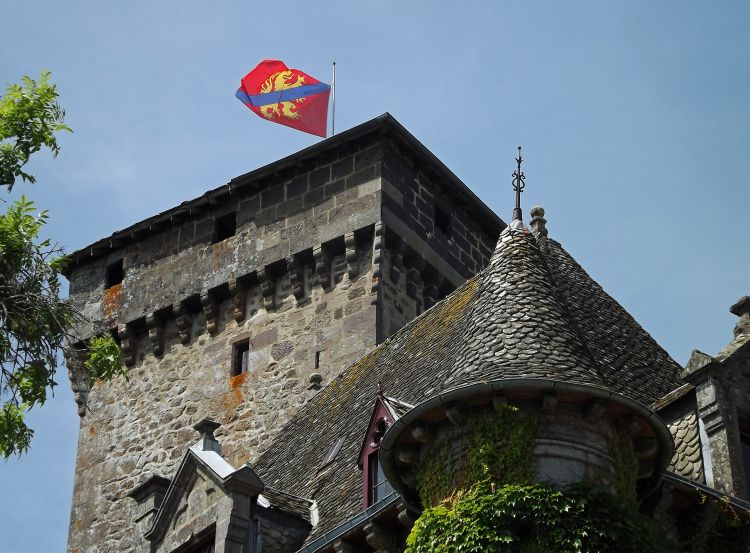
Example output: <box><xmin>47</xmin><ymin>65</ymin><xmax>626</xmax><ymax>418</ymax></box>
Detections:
<box><xmin>214</xmin><ymin>212</ymin><xmax>237</xmax><ymax>243</ymax></box>
<box><xmin>232</xmin><ymin>340</ymin><xmax>250</xmax><ymax>377</ymax></box>
<box><xmin>105</xmin><ymin>259</ymin><xmax>124</xmax><ymax>288</ymax></box>
<box><xmin>434</xmin><ymin>206</ymin><xmax>452</xmax><ymax>237</ymax></box>
<box><xmin>739</xmin><ymin>412</ymin><xmax>750</xmax><ymax>499</ymax></box>
<box><xmin>315</xmin><ymin>350</ymin><xmax>321</xmax><ymax>369</ymax></box>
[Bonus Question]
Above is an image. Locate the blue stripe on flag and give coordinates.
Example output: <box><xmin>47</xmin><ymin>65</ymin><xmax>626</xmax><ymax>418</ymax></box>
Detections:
<box><xmin>235</xmin><ymin>88</ymin><xmax>252</xmax><ymax>106</ymax></box>
<box><xmin>246</xmin><ymin>83</ymin><xmax>330</xmax><ymax>107</ymax></box>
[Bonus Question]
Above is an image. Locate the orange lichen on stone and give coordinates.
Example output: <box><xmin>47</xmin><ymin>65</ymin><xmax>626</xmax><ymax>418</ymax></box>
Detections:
<box><xmin>102</xmin><ymin>283</ymin><xmax>122</xmax><ymax>319</ymax></box>
<box><xmin>229</xmin><ymin>370</ymin><xmax>249</xmax><ymax>390</ymax></box>
<box><xmin>88</xmin><ymin>426</ymin><xmax>96</xmax><ymax>437</ymax></box>
<box><xmin>222</xmin><ymin>371</ymin><xmax>248</xmax><ymax>410</ymax></box>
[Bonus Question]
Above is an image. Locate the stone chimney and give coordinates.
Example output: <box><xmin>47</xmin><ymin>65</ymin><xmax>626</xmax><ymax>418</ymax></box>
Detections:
<box><xmin>730</xmin><ymin>296</ymin><xmax>750</xmax><ymax>340</ymax></box>
<box><xmin>193</xmin><ymin>418</ymin><xmax>222</xmax><ymax>454</ymax></box>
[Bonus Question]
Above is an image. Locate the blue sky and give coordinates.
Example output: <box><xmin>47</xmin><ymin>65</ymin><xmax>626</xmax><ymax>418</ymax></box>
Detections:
<box><xmin>2</xmin><ymin>1</ymin><xmax>749</xmax><ymax>550</ymax></box>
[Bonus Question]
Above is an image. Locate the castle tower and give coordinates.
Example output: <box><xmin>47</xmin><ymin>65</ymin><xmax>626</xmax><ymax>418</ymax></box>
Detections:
<box><xmin>63</xmin><ymin>114</ymin><xmax>503</xmax><ymax>551</ymax></box>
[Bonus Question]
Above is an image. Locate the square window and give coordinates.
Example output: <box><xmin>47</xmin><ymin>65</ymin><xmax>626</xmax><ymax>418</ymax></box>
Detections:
<box><xmin>214</xmin><ymin>212</ymin><xmax>237</xmax><ymax>243</ymax></box>
<box><xmin>232</xmin><ymin>340</ymin><xmax>250</xmax><ymax>377</ymax></box>
<box><xmin>105</xmin><ymin>259</ymin><xmax>124</xmax><ymax>288</ymax></box>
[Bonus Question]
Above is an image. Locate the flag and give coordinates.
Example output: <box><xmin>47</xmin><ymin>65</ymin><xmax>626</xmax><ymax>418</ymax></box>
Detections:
<box><xmin>235</xmin><ymin>60</ymin><xmax>331</xmax><ymax>138</ymax></box>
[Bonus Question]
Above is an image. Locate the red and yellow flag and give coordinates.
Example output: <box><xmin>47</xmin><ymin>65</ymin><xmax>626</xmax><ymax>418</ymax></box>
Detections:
<box><xmin>235</xmin><ymin>60</ymin><xmax>331</xmax><ymax>138</ymax></box>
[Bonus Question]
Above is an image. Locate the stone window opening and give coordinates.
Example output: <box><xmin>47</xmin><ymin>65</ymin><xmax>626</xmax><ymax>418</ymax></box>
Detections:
<box><xmin>434</xmin><ymin>205</ymin><xmax>452</xmax><ymax>237</ymax></box>
<box><xmin>231</xmin><ymin>339</ymin><xmax>250</xmax><ymax>377</ymax></box>
<box><xmin>738</xmin><ymin>411</ymin><xmax>750</xmax><ymax>499</ymax></box>
<box><xmin>315</xmin><ymin>350</ymin><xmax>321</xmax><ymax>370</ymax></box>
<box><xmin>105</xmin><ymin>259</ymin><xmax>124</xmax><ymax>288</ymax></box>
<box><xmin>214</xmin><ymin>212</ymin><xmax>237</xmax><ymax>243</ymax></box>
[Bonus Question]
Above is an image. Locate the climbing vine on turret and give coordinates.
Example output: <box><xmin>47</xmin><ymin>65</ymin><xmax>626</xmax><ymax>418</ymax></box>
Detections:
<box><xmin>407</xmin><ymin>403</ymin><xmax>672</xmax><ymax>552</ymax></box>
<box><xmin>415</xmin><ymin>404</ymin><xmax>538</xmax><ymax>507</ymax></box>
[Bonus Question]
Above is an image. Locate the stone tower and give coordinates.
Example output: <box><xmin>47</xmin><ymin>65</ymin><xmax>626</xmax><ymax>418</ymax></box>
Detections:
<box><xmin>62</xmin><ymin>114</ymin><xmax>504</xmax><ymax>552</ymax></box>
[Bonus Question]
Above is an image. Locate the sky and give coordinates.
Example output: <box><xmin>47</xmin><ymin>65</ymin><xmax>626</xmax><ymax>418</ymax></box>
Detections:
<box><xmin>1</xmin><ymin>1</ymin><xmax>749</xmax><ymax>550</ymax></box>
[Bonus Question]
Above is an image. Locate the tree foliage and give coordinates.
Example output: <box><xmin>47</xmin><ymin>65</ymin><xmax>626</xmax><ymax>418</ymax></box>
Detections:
<box><xmin>0</xmin><ymin>71</ymin><xmax>71</xmax><ymax>189</ymax></box>
<box><xmin>0</xmin><ymin>72</ymin><xmax>123</xmax><ymax>458</ymax></box>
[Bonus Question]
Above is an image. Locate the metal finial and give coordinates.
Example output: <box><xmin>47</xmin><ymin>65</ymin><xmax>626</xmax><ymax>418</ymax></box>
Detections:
<box><xmin>512</xmin><ymin>146</ymin><xmax>525</xmax><ymax>222</ymax></box>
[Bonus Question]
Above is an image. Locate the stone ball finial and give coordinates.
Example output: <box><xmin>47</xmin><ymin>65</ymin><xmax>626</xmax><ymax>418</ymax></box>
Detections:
<box><xmin>530</xmin><ymin>206</ymin><xmax>548</xmax><ymax>239</ymax></box>
<box><xmin>530</xmin><ymin>205</ymin><xmax>545</xmax><ymax>218</ymax></box>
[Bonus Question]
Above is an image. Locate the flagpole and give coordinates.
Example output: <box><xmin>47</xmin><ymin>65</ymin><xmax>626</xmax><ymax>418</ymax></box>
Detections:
<box><xmin>331</xmin><ymin>62</ymin><xmax>336</xmax><ymax>136</ymax></box>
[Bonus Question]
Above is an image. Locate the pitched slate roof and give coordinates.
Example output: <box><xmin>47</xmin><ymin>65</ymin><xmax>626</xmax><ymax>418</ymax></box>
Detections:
<box><xmin>254</xmin><ymin>216</ymin><xmax>684</xmax><ymax>546</ymax></box>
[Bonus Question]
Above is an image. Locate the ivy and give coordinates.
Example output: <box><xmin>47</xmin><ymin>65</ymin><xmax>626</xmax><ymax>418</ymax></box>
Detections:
<box><xmin>416</xmin><ymin>404</ymin><xmax>538</xmax><ymax>507</ymax></box>
<box><xmin>406</xmin><ymin>402</ymin><xmax>750</xmax><ymax>552</ymax></box>
<box><xmin>605</xmin><ymin>435</ymin><xmax>639</xmax><ymax>506</ymax></box>
<box><xmin>406</xmin><ymin>484</ymin><xmax>675</xmax><ymax>553</ymax></box>
<box><xmin>85</xmin><ymin>334</ymin><xmax>126</xmax><ymax>384</ymax></box>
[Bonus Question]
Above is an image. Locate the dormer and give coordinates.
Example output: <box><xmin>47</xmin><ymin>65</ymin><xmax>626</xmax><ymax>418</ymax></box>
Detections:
<box><xmin>358</xmin><ymin>390</ymin><xmax>412</xmax><ymax>507</ymax></box>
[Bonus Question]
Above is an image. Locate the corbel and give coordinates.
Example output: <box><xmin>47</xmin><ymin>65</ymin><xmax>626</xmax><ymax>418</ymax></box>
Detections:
<box><xmin>257</xmin><ymin>266</ymin><xmax>275</xmax><ymax>312</ymax></box>
<box><xmin>313</xmin><ymin>244</ymin><xmax>331</xmax><ymax>290</ymax></box>
<box><xmin>444</xmin><ymin>405</ymin><xmax>465</xmax><ymax>426</ymax></box>
<box><xmin>146</xmin><ymin>313</ymin><xmax>164</xmax><ymax>356</ymax></box>
<box><xmin>397</xmin><ymin>445</ymin><xmax>420</xmax><ymax>466</ymax></box>
<box><xmin>397</xmin><ymin>502</ymin><xmax>418</xmax><ymax>528</ymax></box>
<box><xmin>541</xmin><ymin>391</ymin><xmax>558</xmax><ymax>414</ymax></box>
<box><xmin>118</xmin><ymin>323</ymin><xmax>136</xmax><ymax>366</ymax></box>
<box><xmin>65</xmin><ymin>346</ymin><xmax>90</xmax><ymax>417</ymax></box>
<box><xmin>286</xmin><ymin>256</ymin><xmax>305</xmax><ymax>302</ymax></box>
<box><xmin>173</xmin><ymin>303</ymin><xmax>192</xmax><ymax>345</ymax></box>
<box><xmin>370</xmin><ymin>221</ymin><xmax>383</xmax><ymax>296</ymax></box>
<box><xmin>345</xmin><ymin>231</ymin><xmax>359</xmax><ymax>279</ymax></box>
<box><xmin>583</xmin><ymin>399</ymin><xmax>607</xmax><ymax>422</ymax></box>
<box><xmin>200</xmin><ymin>292</ymin><xmax>219</xmax><ymax>335</ymax></box>
<box><xmin>332</xmin><ymin>540</ymin><xmax>357</xmax><ymax>553</ymax></box>
<box><xmin>228</xmin><ymin>278</ymin><xmax>246</xmax><ymax>323</ymax></box>
<box><xmin>410</xmin><ymin>423</ymin><xmax>434</xmax><ymax>444</ymax></box>
<box><xmin>364</xmin><ymin>521</ymin><xmax>398</xmax><ymax>552</ymax></box>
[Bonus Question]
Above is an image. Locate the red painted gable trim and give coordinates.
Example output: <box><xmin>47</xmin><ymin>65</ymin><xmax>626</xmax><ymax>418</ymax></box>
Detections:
<box><xmin>359</xmin><ymin>395</ymin><xmax>395</xmax><ymax>507</ymax></box>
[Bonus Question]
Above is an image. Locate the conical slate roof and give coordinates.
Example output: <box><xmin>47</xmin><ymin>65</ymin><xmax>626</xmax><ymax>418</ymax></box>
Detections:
<box><xmin>446</xmin><ymin>225</ymin><xmax>605</xmax><ymax>389</ymax></box>
<box><xmin>255</xmin><ymin>209</ymin><xmax>684</xmax><ymax>545</ymax></box>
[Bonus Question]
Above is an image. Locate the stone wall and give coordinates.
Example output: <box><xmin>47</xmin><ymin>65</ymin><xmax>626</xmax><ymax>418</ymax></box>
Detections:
<box><xmin>69</xmin><ymin>255</ymin><xmax>378</xmax><ymax>551</ymax></box>
<box><xmin>380</xmin><ymin>139</ymin><xmax>497</xmax><ymax>283</ymax></box>
<box><xmin>66</xmin><ymin>133</ymin><xmax>384</xmax><ymax>340</ymax></box>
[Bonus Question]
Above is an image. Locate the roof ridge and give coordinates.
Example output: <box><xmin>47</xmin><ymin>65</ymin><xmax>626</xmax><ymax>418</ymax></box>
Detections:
<box><xmin>529</xmin><ymin>232</ymin><xmax>611</xmax><ymax>385</ymax></box>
